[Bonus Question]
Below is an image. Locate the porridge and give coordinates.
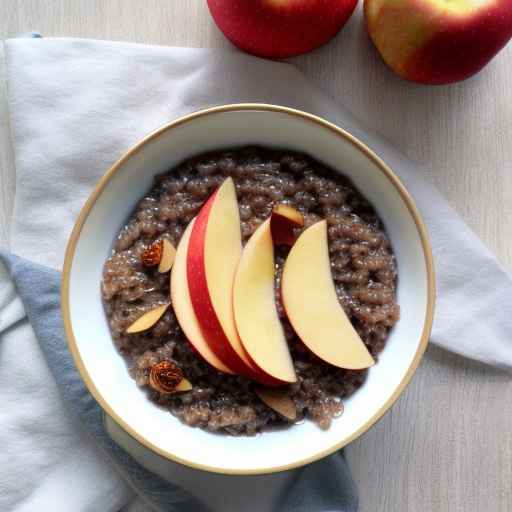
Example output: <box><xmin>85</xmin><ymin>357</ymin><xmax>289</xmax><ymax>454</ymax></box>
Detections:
<box><xmin>102</xmin><ymin>147</ymin><xmax>399</xmax><ymax>435</ymax></box>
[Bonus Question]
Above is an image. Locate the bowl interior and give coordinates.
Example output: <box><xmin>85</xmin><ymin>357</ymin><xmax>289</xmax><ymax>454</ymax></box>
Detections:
<box><xmin>66</xmin><ymin>107</ymin><xmax>431</xmax><ymax>474</ymax></box>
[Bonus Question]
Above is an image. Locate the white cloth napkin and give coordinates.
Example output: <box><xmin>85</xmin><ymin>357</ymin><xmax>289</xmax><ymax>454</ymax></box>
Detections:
<box><xmin>1</xmin><ymin>36</ymin><xmax>511</xmax><ymax>511</ymax></box>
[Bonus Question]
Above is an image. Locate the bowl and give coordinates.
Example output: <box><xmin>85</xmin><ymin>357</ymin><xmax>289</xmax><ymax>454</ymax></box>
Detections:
<box><xmin>62</xmin><ymin>104</ymin><xmax>435</xmax><ymax>475</ymax></box>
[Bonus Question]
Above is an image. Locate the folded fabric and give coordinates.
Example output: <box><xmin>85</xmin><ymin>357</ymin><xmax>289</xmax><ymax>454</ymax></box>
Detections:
<box><xmin>0</xmin><ymin>252</ymin><xmax>358</xmax><ymax>512</ymax></box>
<box><xmin>5</xmin><ymin>38</ymin><xmax>512</xmax><ymax>369</ymax></box>
<box><xmin>0</xmin><ymin>254</ymin><xmax>133</xmax><ymax>511</ymax></box>
<box><xmin>2</xmin><ymin>36</ymin><xmax>512</xmax><ymax>512</ymax></box>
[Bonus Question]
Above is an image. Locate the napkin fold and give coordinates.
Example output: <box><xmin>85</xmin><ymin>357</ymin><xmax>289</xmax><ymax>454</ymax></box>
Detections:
<box><xmin>5</xmin><ymin>37</ymin><xmax>512</xmax><ymax>369</ymax></box>
<box><xmin>1</xmin><ymin>36</ymin><xmax>512</xmax><ymax>512</ymax></box>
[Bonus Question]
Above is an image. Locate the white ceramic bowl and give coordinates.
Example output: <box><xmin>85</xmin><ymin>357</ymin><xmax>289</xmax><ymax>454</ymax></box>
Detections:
<box><xmin>62</xmin><ymin>104</ymin><xmax>435</xmax><ymax>475</ymax></box>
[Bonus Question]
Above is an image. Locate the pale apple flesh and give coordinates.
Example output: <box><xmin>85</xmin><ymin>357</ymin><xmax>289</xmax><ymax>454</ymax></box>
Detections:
<box><xmin>233</xmin><ymin>218</ymin><xmax>297</xmax><ymax>384</ymax></box>
<box><xmin>255</xmin><ymin>387</ymin><xmax>297</xmax><ymax>421</ymax></box>
<box><xmin>207</xmin><ymin>0</ymin><xmax>358</xmax><ymax>59</ymax></box>
<box><xmin>281</xmin><ymin>220</ymin><xmax>374</xmax><ymax>370</ymax></box>
<box><xmin>170</xmin><ymin>218</ymin><xmax>234</xmax><ymax>375</ymax></box>
<box><xmin>186</xmin><ymin>178</ymin><xmax>279</xmax><ymax>384</ymax></box>
<box><xmin>365</xmin><ymin>0</ymin><xmax>512</xmax><ymax>84</ymax></box>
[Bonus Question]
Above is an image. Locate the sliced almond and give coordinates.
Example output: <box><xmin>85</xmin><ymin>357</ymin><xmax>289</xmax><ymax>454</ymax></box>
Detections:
<box><xmin>255</xmin><ymin>387</ymin><xmax>297</xmax><ymax>421</ymax></box>
<box><xmin>158</xmin><ymin>239</ymin><xmax>176</xmax><ymax>273</ymax></box>
<box><xmin>150</xmin><ymin>372</ymin><xmax>193</xmax><ymax>394</ymax></box>
<box><xmin>126</xmin><ymin>303</ymin><xmax>169</xmax><ymax>334</ymax></box>
<box><xmin>173</xmin><ymin>378</ymin><xmax>193</xmax><ymax>393</ymax></box>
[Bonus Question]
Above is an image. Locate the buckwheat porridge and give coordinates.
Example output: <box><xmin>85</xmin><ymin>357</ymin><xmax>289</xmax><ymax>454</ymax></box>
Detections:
<box><xmin>102</xmin><ymin>147</ymin><xmax>399</xmax><ymax>435</ymax></box>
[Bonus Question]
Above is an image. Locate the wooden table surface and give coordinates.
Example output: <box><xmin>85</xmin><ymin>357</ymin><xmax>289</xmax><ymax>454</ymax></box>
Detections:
<box><xmin>1</xmin><ymin>2</ymin><xmax>511</xmax><ymax>511</ymax></box>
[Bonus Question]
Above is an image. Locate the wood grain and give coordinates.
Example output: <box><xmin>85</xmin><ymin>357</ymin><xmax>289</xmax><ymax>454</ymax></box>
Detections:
<box><xmin>1</xmin><ymin>1</ymin><xmax>511</xmax><ymax>511</ymax></box>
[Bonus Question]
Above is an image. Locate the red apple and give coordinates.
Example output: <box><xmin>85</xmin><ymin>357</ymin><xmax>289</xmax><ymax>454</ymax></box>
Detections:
<box><xmin>271</xmin><ymin>204</ymin><xmax>304</xmax><ymax>246</ymax></box>
<box><xmin>365</xmin><ymin>0</ymin><xmax>512</xmax><ymax>85</ymax></box>
<box><xmin>186</xmin><ymin>178</ymin><xmax>281</xmax><ymax>385</ymax></box>
<box><xmin>207</xmin><ymin>0</ymin><xmax>358</xmax><ymax>58</ymax></box>
<box><xmin>170</xmin><ymin>218</ymin><xmax>235</xmax><ymax>375</ymax></box>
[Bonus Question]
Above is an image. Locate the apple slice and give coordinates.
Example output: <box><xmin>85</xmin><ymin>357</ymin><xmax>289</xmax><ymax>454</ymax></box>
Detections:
<box><xmin>170</xmin><ymin>218</ymin><xmax>234</xmax><ymax>374</ymax></box>
<box><xmin>233</xmin><ymin>218</ymin><xmax>296</xmax><ymax>384</ymax></box>
<box><xmin>187</xmin><ymin>177</ymin><xmax>275</xmax><ymax>383</ymax></box>
<box><xmin>271</xmin><ymin>204</ymin><xmax>304</xmax><ymax>246</ymax></box>
<box><xmin>281</xmin><ymin>220</ymin><xmax>375</xmax><ymax>370</ymax></box>
<box><xmin>255</xmin><ymin>387</ymin><xmax>297</xmax><ymax>421</ymax></box>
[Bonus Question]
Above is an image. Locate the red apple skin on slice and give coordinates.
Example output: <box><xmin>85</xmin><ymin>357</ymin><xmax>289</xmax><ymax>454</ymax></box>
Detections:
<box><xmin>281</xmin><ymin>220</ymin><xmax>375</xmax><ymax>370</ymax></box>
<box><xmin>170</xmin><ymin>218</ymin><xmax>234</xmax><ymax>375</ymax></box>
<box><xmin>233</xmin><ymin>218</ymin><xmax>297</xmax><ymax>384</ymax></box>
<box><xmin>271</xmin><ymin>204</ymin><xmax>304</xmax><ymax>246</ymax></box>
<box><xmin>187</xmin><ymin>178</ymin><xmax>280</xmax><ymax>385</ymax></box>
